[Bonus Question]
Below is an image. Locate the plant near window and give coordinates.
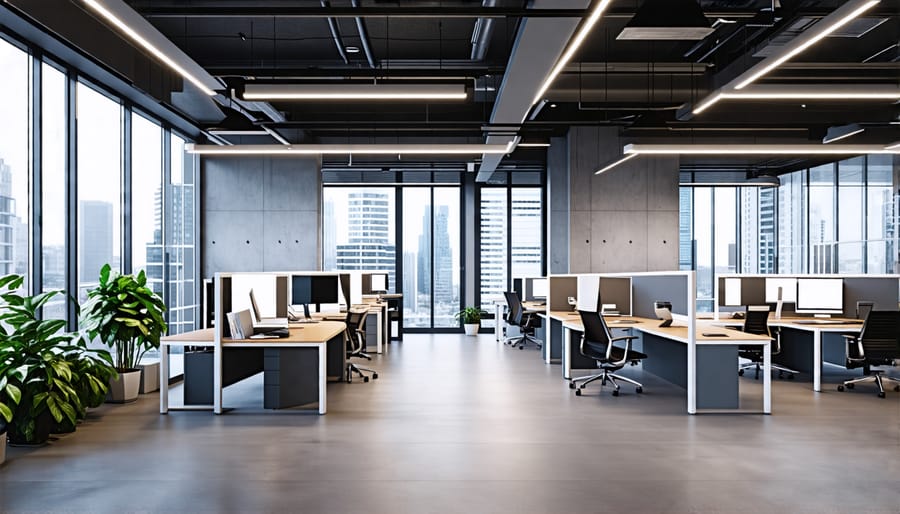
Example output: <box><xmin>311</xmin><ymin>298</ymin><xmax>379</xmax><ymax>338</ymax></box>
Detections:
<box><xmin>79</xmin><ymin>264</ymin><xmax>166</xmax><ymax>403</ymax></box>
<box><xmin>455</xmin><ymin>307</ymin><xmax>486</xmax><ymax>336</ymax></box>
<box><xmin>0</xmin><ymin>274</ymin><xmax>111</xmax><ymax>444</ymax></box>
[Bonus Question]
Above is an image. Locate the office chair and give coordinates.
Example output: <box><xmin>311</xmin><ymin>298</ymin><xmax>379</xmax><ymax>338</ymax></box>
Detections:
<box><xmin>837</xmin><ymin>310</ymin><xmax>900</xmax><ymax>398</ymax></box>
<box><xmin>569</xmin><ymin>310</ymin><xmax>646</xmax><ymax>397</ymax></box>
<box><xmin>345</xmin><ymin>307</ymin><xmax>378</xmax><ymax>383</ymax></box>
<box><xmin>502</xmin><ymin>291</ymin><xmax>542</xmax><ymax>350</ymax></box>
<box><xmin>738</xmin><ymin>305</ymin><xmax>797</xmax><ymax>380</ymax></box>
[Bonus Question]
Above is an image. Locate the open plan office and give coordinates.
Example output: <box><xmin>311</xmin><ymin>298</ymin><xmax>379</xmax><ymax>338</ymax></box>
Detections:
<box><xmin>0</xmin><ymin>0</ymin><xmax>899</xmax><ymax>513</ymax></box>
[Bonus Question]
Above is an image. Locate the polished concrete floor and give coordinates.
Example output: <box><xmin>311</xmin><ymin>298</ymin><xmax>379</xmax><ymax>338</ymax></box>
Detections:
<box><xmin>1</xmin><ymin>334</ymin><xmax>899</xmax><ymax>513</ymax></box>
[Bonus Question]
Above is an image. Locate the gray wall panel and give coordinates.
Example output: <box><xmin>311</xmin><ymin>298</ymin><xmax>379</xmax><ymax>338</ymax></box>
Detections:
<box><xmin>843</xmin><ymin>277</ymin><xmax>900</xmax><ymax>314</ymax></box>
<box><xmin>203</xmin><ymin>157</ymin><xmax>266</xmax><ymax>212</ymax></box>
<box><xmin>591</xmin><ymin>211</ymin><xmax>648</xmax><ymax>272</ymax></box>
<box><xmin>262</xmin><ymin>211</ymin><xmax>319</xmax><ymax>271</ymax></box>
<box><xmin>204</xmin><ymin>210</ymin><xmax>266</xmax><ymax>273</ymax></box>
<box><xmin>646</xmin><ymin>211</ymin><xmax>679</xmax><ymax>271</ymax></box>
<box><xmin>265</xmin><ymin>157</ymin><xmax>322</xmax><ymax>211</ymax></box>
<box><xmin>632</xmin><ymin>275</ymin><xmax>688</xmax><ymax>318</ymax></box>
<box><xmin>548</xmin><ymin>136</ymin><xmax>570</xmax><ymax>274</ymax></box>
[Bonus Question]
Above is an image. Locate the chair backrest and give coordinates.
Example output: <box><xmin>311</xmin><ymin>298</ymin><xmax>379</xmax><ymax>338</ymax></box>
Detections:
<box><xmin>345</xmin><ymin>308</ymin><xmax>369</xmax><ymax>353</ymax></box>
<box><xmin>504</xmin><ymin>291</ymin><xmax>523</xmax><ymax>325</ymax></box>
<box><xmin>858</xmin><ymin>310</ymin><xmax>900</xmax><ymax>362</ymax></box>
<box><xmin>743</xmin><ymin>305</ymin><xmax>770</xmax><ymax>337</ymax></box>
<box><xmin>578</xmin><ymin>310</ymin><xmax>611</xmax><ymax>354</ymax></box>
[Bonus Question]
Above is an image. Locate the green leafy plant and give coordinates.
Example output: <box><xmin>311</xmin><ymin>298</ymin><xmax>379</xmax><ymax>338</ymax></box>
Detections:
<box><xmin>0</xmin><ymin>274</ymin><xmax>111</xmax><ymax>444</ymax></box>
<box><xmin>79</xmin><ymin>264</ymin><xmax>167</xmax><ymax>371</ymax></box>
<box><xmin>454</xmin><ymin>307</ymin><xmax>485</xmax><ymax>325</ymax></box>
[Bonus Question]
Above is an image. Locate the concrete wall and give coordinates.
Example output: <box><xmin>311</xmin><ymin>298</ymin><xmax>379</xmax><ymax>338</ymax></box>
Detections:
<box><xmin>566</xmin><ymin>126</ymin><xmax>679</xmax><ymax>273</ymax></box>
<box><xmin>202</xmin><ymin>156</ymin><xmax>322</xmax><ymax>277</ymax></box>
<box><xmin>547</xmin><ymin>136</ymin><xmax>570</xmax><ymax>274</ymax></box>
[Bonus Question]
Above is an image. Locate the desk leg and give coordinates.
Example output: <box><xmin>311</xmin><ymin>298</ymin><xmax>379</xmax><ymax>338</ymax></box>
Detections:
<box><xmin>763</xmin><ymin>342</ymin><xmax>772</xmax><ymax>413</ymax></box>
<box><xmin>495</xmin><ymin>304</ymin><xmax>503</xmax><ymax>342</ymax></box>
<box><xmin>563</xmin><ymin>327</ymin><xmax>572</xmax><ymax>379</ymax></box>
<box><xmin>160</xmin><ymin>344</ymin><xmax>169</xmax><ymax>414</ymax></box>
<box><xmin>213</xmin><ymin>346</ymin><xmax>223</xmax><ymax>415</ymax></box>
<box><xmin>319</xmin><ymin>344</ymin><xmax>327</xmax><ymax>415</ymax></box>
<box><xmin>813</xmin><ymin>330</ymin><xmax>822</xmax><ymax>392</ymax></box>
<box><xmin>377</xmin><ymin>311</ymin><xmax>383</xmax><ymax>354</ymax></box>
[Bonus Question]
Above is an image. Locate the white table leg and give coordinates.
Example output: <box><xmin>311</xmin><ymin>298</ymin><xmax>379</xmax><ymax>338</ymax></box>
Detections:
<box><xmin>214</xmin><ymin>346</ymin><xmax>223</xmax><ymax>414</ymax></box>
<box><xmin>563</xmin><ymin>327</ymin><xmax>572</xmax><ymax>379</ymax></box>
<box><xmin>763</xmin><ymin>341</ymin><xmax>772</xmax><ymax>414</ymax></box>
<box><xmin>319</xmin><ymin>343</ymin><xmax>327</xmax><ymax>414</ymax></box>
<box><xmin>495</xmin><ymin>304</ymin><xmax>502</xmax><ymax>342</ymax></box>
<box><xmin>376</xmin><ymin>310</ymin><xmax>383</xmax><ymax>354</ymax></box>
<box><xmin>160</xmin><ymin>344</ymin><xmax>169</xmax><ymax>414</ymax></box>
<box><xmin>813</xmin><ymin>330</ymin><xmax>822</xmax><ymax>392</ymax></box>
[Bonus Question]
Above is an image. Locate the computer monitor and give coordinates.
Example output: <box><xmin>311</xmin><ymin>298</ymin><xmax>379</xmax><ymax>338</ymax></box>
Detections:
<box><xmin>795</xmin><ymin>278</ymin><xmax>844</xmax><ymax>315</ymax></box>
<box><xmin>291</xmin><ymin>275</ymin><xmax>313</xmax><ymax>319</ymax></box>
<box><xmin>370</xmin><ymin>273</ymin><xmax>387</xmax><ymax>293</ymax></box>
<box><xmin>722</xmin><ymin>278</ymin><xmax>742</xmax><ymax>307</ymax></box>
<box><xmin>291</xmin><ymin>275</ymin><xmax>340</xmax><ymax>319</ymax></box>
<box><xmin>531</xmin><ymin>278</ymin><xmax>548</xmax><ymax>300</ymax></box>
<box><xmin>765</xmin><ymin>277</ymin><xmax>797</xmax><ymax>303</ymax></box>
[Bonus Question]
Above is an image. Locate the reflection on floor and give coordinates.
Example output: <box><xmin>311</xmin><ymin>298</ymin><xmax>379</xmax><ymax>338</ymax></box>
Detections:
<box><xmin>1</xmin><ymin>334</ymin><xmax>898</xmax><ymax>513</ymax></box>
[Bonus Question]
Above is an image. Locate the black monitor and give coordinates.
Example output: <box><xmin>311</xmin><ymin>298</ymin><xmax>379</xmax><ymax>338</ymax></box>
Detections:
<box><xmin>291</xmin><ymin>275</ymin><xmax>340</xmax><ymax>318</ymax></box>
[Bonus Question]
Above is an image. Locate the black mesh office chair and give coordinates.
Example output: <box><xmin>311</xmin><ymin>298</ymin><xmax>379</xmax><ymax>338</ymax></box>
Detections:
<box><xmin>837</xmin><ymin>310</ymin><xmax>900</xmax><ymax>398</ymax></box>
<box><xmin>738</xmin><ymin>305</ymin><xmax>797</xmax><ymax>380</ymax></box>
<box><xmin>503</xmin><ymin>291</ymin><xmax>542</xmax><ymax>350</ymax></box>
<box><xmin>569</xmin><ymin>310</ymin><xmax>646</xmax><ymax>397</ymax></box>
<box><xmin>345</xmin><ymin>307</ymin><xmax>378</xmax><ymax>383</ymax></box>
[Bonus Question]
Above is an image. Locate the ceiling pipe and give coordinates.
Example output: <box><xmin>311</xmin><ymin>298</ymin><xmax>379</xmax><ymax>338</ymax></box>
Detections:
<box><xmin>470</xmin><ymin>0</ymin><xmax>497</xmax><ymax>61</ymax></box>
<box><xmin>321</xmin><ymin>0</ymin><xmax>349</xmax><ymax>65</ymax></box>
<box><xmin>349</xmin><ymin>0</ymin><xmax>376</xmax><ymax>69</ymax></box>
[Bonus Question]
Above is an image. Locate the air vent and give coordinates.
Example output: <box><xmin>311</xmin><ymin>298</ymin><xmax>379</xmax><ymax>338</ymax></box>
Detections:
<box><xmin>617</xmin><ymin>0</ymin><xmax>715</xmax><ymax>41</ymax></box>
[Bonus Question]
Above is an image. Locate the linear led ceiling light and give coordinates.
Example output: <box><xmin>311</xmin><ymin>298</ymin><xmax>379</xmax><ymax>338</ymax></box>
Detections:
<box><xmin>733</xmin><ymin>0</ymin><xmax>880</xmax><ymax>90</ymax></box>
<box><xmin>532</xmin><ymin>0</ymin><xmax>614</xmax><ymax>105</ymax></box>
<box><xmin>885</xmin><ymin>141</ymin><xmax>900</xmax><ymax>150</ymax></box>
<box><xmin>623</xmin><ymin>143</ymin><xmax>900</xmax><ymax>155</ymax></box>
<box><xmin>81</xmin><ymin>0</ymin><xmax>220</xmax><ymax>96</ymax></box>
<box><xmin>242</xmin><ymin>83</ymin><xmax>468</xmax><ymax>101</ymax></box>
<box><xmin>594</xmin><ymin>153</ymin><xmax>638</xmax><ymax>175</ymax></box>
<box><xmin>723</xmin><ymin>84</ymin><xmax>900</xmax><ymax>100</ymax></box>
<box><xmin>185</xmin><ymin>142</ymin><xmax>515</xmax><ymax>156</ymax></box>
<box><xmin>823</xmin><ymin>123</ymin><xmax>865</xmax><ymax>144</ymax></box>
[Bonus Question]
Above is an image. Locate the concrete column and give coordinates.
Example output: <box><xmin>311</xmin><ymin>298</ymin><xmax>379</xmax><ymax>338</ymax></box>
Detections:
<box><xmin>567</xmin><ymin>126</ymin><xmax>679</xmax><ymax>273</ymax></box>
<box><xmin>547</xmin><ymin>136</ymin><xmax>570</xmax><ymax>274</ymax></box>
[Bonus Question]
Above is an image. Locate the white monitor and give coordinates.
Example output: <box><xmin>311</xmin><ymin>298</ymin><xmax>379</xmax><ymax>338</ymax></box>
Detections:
<box><xmin>723</xmin><ymin>278</ymin><xmax>742</xmax><ymax>307</ymax></box>
<box><xmin>796</xmin><ymin>278</ymin><xmax>844</xmax><ymax>314</ymax></box>
<box><xmin>765</xmin><ymin>277</ymin><xmax>797</xmax><ymax>303</ymax></box>
<box><xmin>531</xmin><ymin>278</ymin><xmax>548</xmax><ymax>299</ymax></box>
<box><xmin>370</xmin><ymin>273</ymin><xmax>387</xmax><ymax>292</ymax></box>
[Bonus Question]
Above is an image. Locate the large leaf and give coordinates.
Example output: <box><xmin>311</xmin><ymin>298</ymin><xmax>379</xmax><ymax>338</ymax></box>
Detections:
<box><xmin>4</xmin><ymin>382</ymin><xmax>21</xmax><ymax>405</ymax></box>
<box><xmin>0</xmin><ymin>402</ymin><xmax>12</xmax><ymax>423</ymax></box>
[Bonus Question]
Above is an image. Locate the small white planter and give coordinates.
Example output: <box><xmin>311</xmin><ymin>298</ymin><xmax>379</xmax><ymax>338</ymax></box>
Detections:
<box><xmin>139</xmin><ymin>362</ymin><xmax>160</xmax><ymax>394</ymax></box>
<box><xmin>464</xmin><ymin>323</ymin><xmax>480</xmax><ymax>336</ymax></box>
<box><xmin>107</xmin><ymin>369</ymin><xmax>142</xmax><ymax>403</ymax></box>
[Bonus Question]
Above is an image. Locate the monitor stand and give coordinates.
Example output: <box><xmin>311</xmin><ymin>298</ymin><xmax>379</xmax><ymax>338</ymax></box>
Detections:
<box><xmin>813</xmin><ymin>313</ymin><xmax>832</xmax><ymax>318</ymax></box>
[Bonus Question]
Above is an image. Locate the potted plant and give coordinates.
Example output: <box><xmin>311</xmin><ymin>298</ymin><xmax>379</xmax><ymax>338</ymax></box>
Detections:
<box><xmin>80</xmin><ymin>264</ymin><xmax>167</xmax><ymax>403</ymax></box>
<box><xmin>455</xmin><ymin>307</ymin><xmax>485</xmax><ymax>336</ymax></box>
<box><xmin>0</xmin><ymin>275</ymin><xmax>90</xmax><ymax>445</ymax></box>
<box><xmin>52</xmin><ymin>341</ymin><xmax>116</xmax><ymax>434</ymax></box>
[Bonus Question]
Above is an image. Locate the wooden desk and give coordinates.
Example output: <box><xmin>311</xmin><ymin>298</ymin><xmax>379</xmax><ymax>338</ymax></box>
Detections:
<box><xmin>538</xmin><ymin>310</ymin><xmax>580</xmax><ymax>363</ymax></box>
<box><xmin>161</xmin><ymin>322</ymin><xmax>346</xmax><ymax>415</ymax></box>
<box><xmin>562</xmin><ymin>316</ymin><xmax>773</xmax><ymax>414</ymax></box>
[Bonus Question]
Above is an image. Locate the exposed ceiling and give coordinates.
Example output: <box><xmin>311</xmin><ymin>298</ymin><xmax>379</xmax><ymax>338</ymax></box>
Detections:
<box><xmin>114</xmin><ymin>0</ymin><xmax>899</xmax><ymax>174</ymax></box>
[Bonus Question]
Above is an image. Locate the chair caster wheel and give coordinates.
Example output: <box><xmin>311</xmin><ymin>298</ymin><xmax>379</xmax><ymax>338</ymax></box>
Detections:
<box><xmin>635</xmin><ymin>387</ymin><xmax>643</xmax><ymax>394</ymax></box>
<box><xmin>575</xmin><ymin>389</ymin><xmax>582</xmax><ymax>396</ymax></box>
<box><xmin>878</xmin><ymin>392</ymin><xmax>886</xmax><ymax>398</ymax></box>
<box><xmin>788</xmin><ymin>374</ymin><xmax>795</xmax><ymax>380</ymax></box>
<box><xmin>846</xmin><ymin>383</ymin><xmax>854</xmax><ymax>389</ymax></box>
<box><xmin>837</xmin><ymin>385</ymin><xmax>844</xmax><ymax>391</ymax></box>
<box><xmin>569</xmin><ymin>382</ymin><xmax>576</xmax><ymax>389</ymax></box>
<box><xmin>738</xmin><ymin>369</ymin><xmax>744</xmax><ymax>376</ymax></box>
<box><xmin>373</xmin><ymin>373</ymin><xmax>379</xmax><ymax>380</ymax></box>
<box><xmin>519</xmin><ymin>346</ymin><xmax>524</xmax><ymax>350</ymax></box>
<box><xmin>363</xmin><ymin>376</ymin><xmax>370</xmax><ymax>383</ymax></box>
<box><xmin>612</xmin><ymin>390</ymin><xmax>619</xmax><ymax>397</ymax></box>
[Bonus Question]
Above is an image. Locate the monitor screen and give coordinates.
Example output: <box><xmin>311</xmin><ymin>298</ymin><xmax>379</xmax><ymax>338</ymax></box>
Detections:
<box><xmin>723</xmin><ymin>278</ymin><xmax>742</xmax><ymax>307</ymax></box>
<box><xmin>796</xmin><ymin>278</ymin><xmax>843</xmax><ymax>313</ymax></box>
<box><xmin>765</xmin><ymin>277</ymin><xmax>797</xmax><ymax>303</ymax></box>
<box><xmin>291</xmin><ymin>275</ymin><xmax>312</xmax><ymax>306</ymax></box>
<box><xmin>310</xmin><ymin>275</ymin><xmax>340</xmax><ymax>304</ymax></box>
<box><xmin>531</xmin><ymin>278</ymin><xmax>548</xmax><ymax>299</ymax></box>
<box><xmin>370</xmin><ymin>273</ymin><xmax>388</xmax><ymax>292</ymax></box>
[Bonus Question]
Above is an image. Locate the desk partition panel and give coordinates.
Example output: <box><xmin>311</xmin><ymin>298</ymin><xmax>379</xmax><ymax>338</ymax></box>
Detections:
<box><xmin>631</xmin><ymin>275</ymin><xmax>690</xmax><ymax>318</ymax></box>
<box><xmin>842</xmin><ymin>277</ymin><xmax>900</xmax><ymax>315</ymax></box>
<box><xmin>548</xmin><ymin>276</ymin><xmax>577</xmax><ymax>311</ymax></box>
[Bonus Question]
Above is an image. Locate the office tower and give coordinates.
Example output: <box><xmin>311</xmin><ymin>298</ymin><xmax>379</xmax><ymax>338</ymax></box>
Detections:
<box><xmin>759</xmin><ymin>189</ymin><xmax>777</xmax><ymax>273</ymax></box>
<box><xmin>335</xmin><ymin>191</ymin><xmax>395</xmax><ymax>285</ymax></box>
<box><xmin>79</xmin><ymin>200</ymin><xmax>113</xmax><ymax>285</ymax></box>
<box><xmin>323</xmin><ymin>199</ymin><xmax>337</xmax><ymax>271</ymax></box>
<box><xmin>510</xmin><ymin>191</ymin><xmax>542</xmax><ymax>277</ymax></box>
<box><xmin>479</xmin><ymin>191</ymin><xmax>507</xmax><ymax>305</ymax></box>
<box><xmin>0</xmin><ymin>159</ymin><xmax>15</xmax><ymax>276</ymax></box>
<box><xmin>432</xmin><ymin>205</ymin><xmax>452</xmax><ymax>305</ymax></box>
<box><xmin>417</xmin><ymin>207</ymin><xmax>432</xmax><ymax>295</ymax></box>
<box><xmin>679</xmin><ymin>188</ymin><xmax>693</xmax><ymax>270</ymax></box>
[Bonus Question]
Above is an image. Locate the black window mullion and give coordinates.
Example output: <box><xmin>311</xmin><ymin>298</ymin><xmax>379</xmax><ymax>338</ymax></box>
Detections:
<box><xmin>122</xmin><ymin>103</ymin><xmax>132</xmax><ymax>274</ymax></box>
<box><xmin>31</xmin><ymin>51</ymin><xmax>42</xmax><ymax>299</ymax></box>
<box><xmin>65</xmin><ymin>68</ymin><xmax>78</xmax><ymax>329</ymax></box>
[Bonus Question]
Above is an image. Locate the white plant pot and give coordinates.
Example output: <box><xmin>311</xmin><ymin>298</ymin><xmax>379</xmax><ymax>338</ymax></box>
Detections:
<box><xmin>464</xmin><ymin>323</ymin><xmax>480</xmax><ymax>336</ymax></box>
<box><xmin>106</xmin><ymin>369</ymin><xmax>142</xmax><ymax>403</ymax></box>
<box><xmin>139</xmin><ymin>362</ymin><xmax>160</xmax><ymax>394</ymax></box>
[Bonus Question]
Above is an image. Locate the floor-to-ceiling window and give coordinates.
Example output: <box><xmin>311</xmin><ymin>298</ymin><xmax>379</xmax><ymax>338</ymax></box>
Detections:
<box><xmin>0</xmin><ymin>38</ymin><xmax>30</xmax><ymax>292</ymax></box>
<box><xmin>778</xmin><ymin>171</ymin><xmax>806</xmax><ymax>273</ymax></box>
<box><xmin>41</xmin><ymin>62</ymin><xmax>67</xmax><ymax>319</ymax></box>
<box><xmin>809</xmin><ymin>164</ymin><xmax>835</xmax><ymax>273</ymax></box>
<box><xmin>837</xmin><ymin>157</ymin><xmax>864</xmax><ymax>273</ymax></box>
<box><xmin>131</xmin><ymin>112</ymin><xmax>162</xmax><ymax>281</ymax></box>
<box><xmin>866</xmin><ymin>155</ymin><xmax>895</xmax><ymax>273</ymax></box>
<box><xmin>76</xmin><ymin>82</ymin><xmax>122</xmax><ymax>302</ymax></box>
<box><xmin>165</xmin><ymin>133</ymin><xmax>197</xmax><ymax>336</ymax></box>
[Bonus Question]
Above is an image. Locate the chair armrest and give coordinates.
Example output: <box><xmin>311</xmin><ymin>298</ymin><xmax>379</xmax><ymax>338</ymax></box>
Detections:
<box><xmin>608</xmin><ymin>336</ymin><xmax>637</xmax><ymax>366</ymax></box>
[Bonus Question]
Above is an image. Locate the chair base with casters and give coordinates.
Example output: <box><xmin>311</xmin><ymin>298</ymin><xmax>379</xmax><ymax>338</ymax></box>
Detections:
<box><xmin>568</xmin><ymin>365</ymin><xmax>642</xmax><ymax>397</ymax></box>
<box><xmin>738</xmin><ymin>360</ymin><xmax>797</xmax><ymax>380</ymax></box>
<box><xmin>838</xmin><ymin>370</ymin><xmax>900</xmax><ymax>398</ymax></box>
<box><xmin>507</xmin><ymin>333</ymin><xmax>542</xmax><ymax>350</ymax></box>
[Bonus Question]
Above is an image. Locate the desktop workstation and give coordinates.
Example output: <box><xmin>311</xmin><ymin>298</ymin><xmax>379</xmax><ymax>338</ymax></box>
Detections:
<box><xmin>496</xmin><ymin>277</ymin><xmax>549</xmax><ymax>344</ymax></box>
<box><xmin>715</xmin><ymin>274</ymin><xmax>900</xmax><ymax>392</ymax></box>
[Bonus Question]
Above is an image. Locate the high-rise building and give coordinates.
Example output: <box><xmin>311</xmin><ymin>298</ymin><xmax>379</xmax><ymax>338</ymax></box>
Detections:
<box><xmin>79</xmin><ymin>200</ymin><xmax>113</xmax><ymax>285</ymax></box>
<box><xmin>432</xmin><ymin>205</ymin><xmax>452</xmax><ymax>305</ymax></box>
<box><xmin>0</xmin><ymin>159</ymin><xmax>16</xmax><ymax>277</ymax></box>
<box><xmin>335</xmin><ymin>191</ymin><xmax>395</xmax><ymax>286</ymax></box>
<box><xmin>417</xmin><ymin>207</ymin><xmax>432</xmax><ymax>295</ymax></box>
<box><xmin>323</xmin><ymin>199</ymin><xmax>337</xmax><ymax>271</ymax></box>
<box><xmin>479</xmin><ymin>192</ymin><xmax>507</xmax><ymax>307</ymax></box>
<box><xmin>679</xmin><ymin>188</ymin><xmax>693</xmax><ymax>270</ymax></box>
